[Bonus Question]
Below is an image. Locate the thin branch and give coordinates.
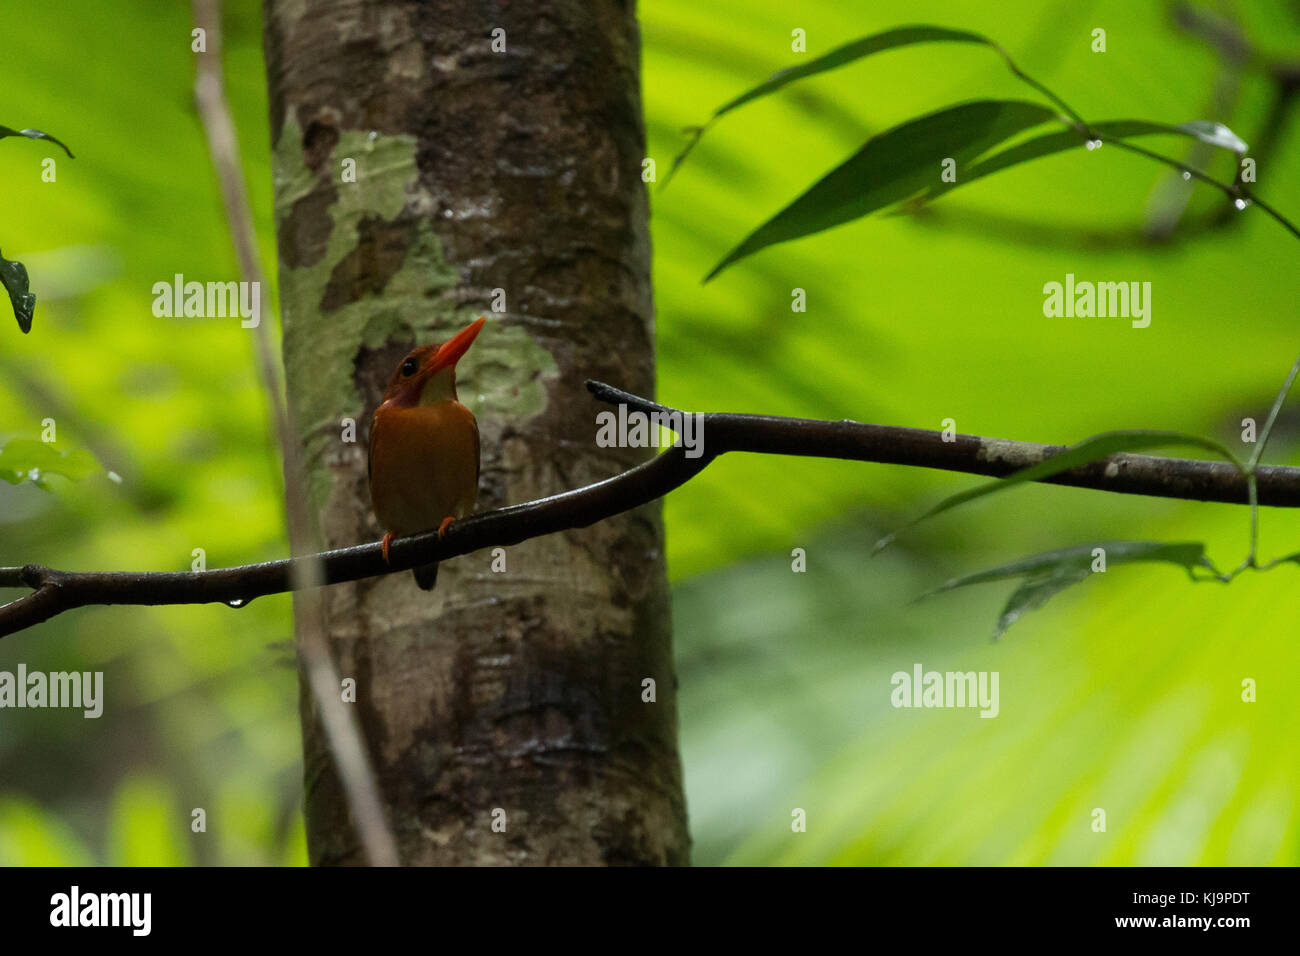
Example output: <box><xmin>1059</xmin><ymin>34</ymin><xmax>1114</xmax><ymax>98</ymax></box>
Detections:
<box><xmin>1249</xmin><ymin>348</ymin><xmax>1300</xmax><ymax>470</ymax></box>
<box><xmin>4</xmin><ymin>380</ymin><xmax>1300</xmax><ymax>639</ymax></box>
<box><xmin>191</xmin><ymin>0</ymin><xmax>399</xmax><ymax>867</ymax></box>
<box><xmin>1241</xmin><ymin>346</ymin><xmax>1300</xmax><ymax>568</ymax></box>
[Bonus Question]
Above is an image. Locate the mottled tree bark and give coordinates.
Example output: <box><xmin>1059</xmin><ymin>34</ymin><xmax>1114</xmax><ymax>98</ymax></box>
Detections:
<box><xmin>262</xmin><ymin>0</ymin><xmax>688</xmax><ymax>865</ymax></box>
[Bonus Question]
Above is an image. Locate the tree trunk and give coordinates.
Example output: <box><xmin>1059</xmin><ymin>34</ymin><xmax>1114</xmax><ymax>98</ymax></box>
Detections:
<box><xmin>262</xmin><ymin>0</ymin><xmax>688</xmax><ymax>865</ymax></box>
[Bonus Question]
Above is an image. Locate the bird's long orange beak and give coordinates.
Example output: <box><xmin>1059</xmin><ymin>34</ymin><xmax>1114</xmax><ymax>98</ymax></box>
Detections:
<box><xmin>426</xmin><ymin>317</ymin><xmax>486</xmax><ymax>374</ymax></box>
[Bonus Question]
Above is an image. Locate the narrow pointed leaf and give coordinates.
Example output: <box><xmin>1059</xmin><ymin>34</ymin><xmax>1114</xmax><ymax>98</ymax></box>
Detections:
<box><xmin>900</xmin><ymin>119</ymin><xmax>1251</xmax><ymax>210</ymax></box>
<box><xmin>924</xmin><ymin>541</ymin><xmax>1212</xmax><ymax>595</ymax></box>
<box><xmin>875</xmin><ymin>430</ymin><xmax>1242</xmax><ymax>552</ymax></box>
<box><xmin>0</xmin><ymin>251</ymin><xmax>36</xmax><ymax>333</ymax></box>
<box><xmin>667</xmin><ymin>24</ymin><xmax>1079</xmax><ymax>184</ymax></box>
<box><xmin>921</xmin><ymin>541</ymin><xmax>1213</xmax><ymax>639</ymax></box>
<box><xmin>1175</xmin><ymin>120</ymin><xmax>1247</xmax><ymax>154</ymax></box>
<box><xmin>992</xmin><ymin>570</ymin><xmax>1091</xmax><ymax>639</ymax></box>
<box><xmin>705</xmin><ymin>26</ymin><xmax>991</xmax><ymax>120</ymax></box>
<box><xmin>0</xmin><ymin>125</ymin><xmax>74</xmax><ymax>158</ymax></box>
<box><xmin>705</xmin><ymin>99</ymin><xmax>1058</xmax><ymax>281</ymax></box>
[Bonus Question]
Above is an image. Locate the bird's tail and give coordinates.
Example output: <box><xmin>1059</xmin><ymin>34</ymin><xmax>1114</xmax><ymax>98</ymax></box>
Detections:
<box><xmin>413</xmin><ymin>562</ymin><xmax>439</xmax><ymax>591</ymax></box>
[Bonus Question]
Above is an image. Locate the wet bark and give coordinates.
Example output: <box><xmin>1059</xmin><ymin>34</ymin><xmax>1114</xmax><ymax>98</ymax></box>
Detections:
<box><xmin>262</xmin><ymin>0</ymin><xmax>688</xmax><ymax>865</ymax></box>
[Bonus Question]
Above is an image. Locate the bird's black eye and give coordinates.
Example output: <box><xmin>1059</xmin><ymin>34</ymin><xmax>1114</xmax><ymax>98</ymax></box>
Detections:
<box><xmin>401</xmin><ymin>358</ymin><xmax>418</xmax><ymax>377</ymax></box>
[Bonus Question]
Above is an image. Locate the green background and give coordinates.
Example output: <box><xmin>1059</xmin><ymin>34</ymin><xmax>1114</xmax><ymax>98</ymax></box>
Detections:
<box><xmin>1</xmin><ymin>0</ymin><xmax>1296</xmax><ymax>865</ymax></box>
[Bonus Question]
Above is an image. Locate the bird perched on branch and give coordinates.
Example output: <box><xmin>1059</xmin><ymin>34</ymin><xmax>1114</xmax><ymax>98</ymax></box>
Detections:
<box><xmin>368</xmin><ymin>316</ymin><xmax>485</xmax><ymax>590</ymax></box>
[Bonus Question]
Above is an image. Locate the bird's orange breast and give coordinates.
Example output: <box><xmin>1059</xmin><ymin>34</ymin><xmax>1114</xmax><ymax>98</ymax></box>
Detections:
<box><xmin>368</xmin><ymin>400</ymin><xmax>479</xmax><ymax>538</ymax></box>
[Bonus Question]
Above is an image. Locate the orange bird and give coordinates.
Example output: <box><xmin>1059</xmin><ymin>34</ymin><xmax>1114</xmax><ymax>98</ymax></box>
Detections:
<box><xmin>368</xmin><ymin>316</ymin><xmax>485</xmax><ymax>590</ymax></box>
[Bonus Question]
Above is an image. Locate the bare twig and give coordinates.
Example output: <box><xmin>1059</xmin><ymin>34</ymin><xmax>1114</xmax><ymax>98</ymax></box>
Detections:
<box><xmin>5</xmin><ymin>379</ymin><xmax>1300</xmax><ymax>639</ymax></box>
<box><xmin>191</xmin><ymin>0</ymin><xmax>398</xmax><ymax>867</ymax></box>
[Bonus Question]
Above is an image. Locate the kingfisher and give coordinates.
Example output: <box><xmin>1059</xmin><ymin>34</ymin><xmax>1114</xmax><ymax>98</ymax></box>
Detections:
<box><xmin>368</xmin><ymin>316</ymin><xmax>485</xmax><ymax>590</ymax></box>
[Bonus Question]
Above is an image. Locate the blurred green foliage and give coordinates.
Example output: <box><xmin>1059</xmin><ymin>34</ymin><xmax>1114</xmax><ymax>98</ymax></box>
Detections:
<box><xmin>0</xmin><ymin>437</ymin><xmax>102</xmax><ymax>487</ymax></box>
<box><xmin>1</xmin><ymin>0</ymin><xmax>1297</xmax><ymax>865</ymax></box>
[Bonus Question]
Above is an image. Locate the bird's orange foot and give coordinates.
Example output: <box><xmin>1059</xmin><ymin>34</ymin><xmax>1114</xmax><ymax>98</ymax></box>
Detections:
<box><xmin>437</xmin><ymin>516</ymin><xmax>456</xmax><ymax>540</ymax></box>
<box><xmin>381</xmin><ymin>531</ymin><xmax>395</xmax><ymax>565</ymax></box>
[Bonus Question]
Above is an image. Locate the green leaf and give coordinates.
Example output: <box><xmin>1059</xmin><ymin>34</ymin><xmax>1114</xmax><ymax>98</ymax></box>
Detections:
<box><xmin>875</xmin><ymin>430</ymin><xmax>1243</xmax><ymax>553</ymax></box>
<box><xmin>0</xmin><ymin>438</ymin><xmax>101</xmax><ymax>488</ymax></box>
<box><xmin>0</xmin><ymin>124</ymin><xmax>74</xmax><ymax>158</ymax></box>
<box><xmin>0</xmin><ymin>251</ymin><xmax>36</xmax><ymax>333</ymax></box>
<box><xmin>899</xmin><ymin>120</ymin><xmax>1251</xmax><ymax>211</ymax></box>
<box><xmin>922</xmin><ymin>541</ymin><xmax>1214</xmax><ymax>639</ymax></box>
<box><xmin>1</xmin><ymin>125</ymin><xmax>74</xmax><ymax>332</ymax></box>
<box><xmin>925</xmin><ymin>540</ymin><xmax>1213</xmax><ymax>593</ymax></box>
<box><xmin>667</xmin><ymin>24</ymin><xmax>1079</xmax><ymax>185</ymax></box>
<box><xmin>704</xmin><ymin>99</ymin><xmax>1059</xmax><ymax>281</ymax></box>
<box><xmin>1175</xmin><ymin>120</ymin><xmax>1248</xmax><ymax>154</ymax></box>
